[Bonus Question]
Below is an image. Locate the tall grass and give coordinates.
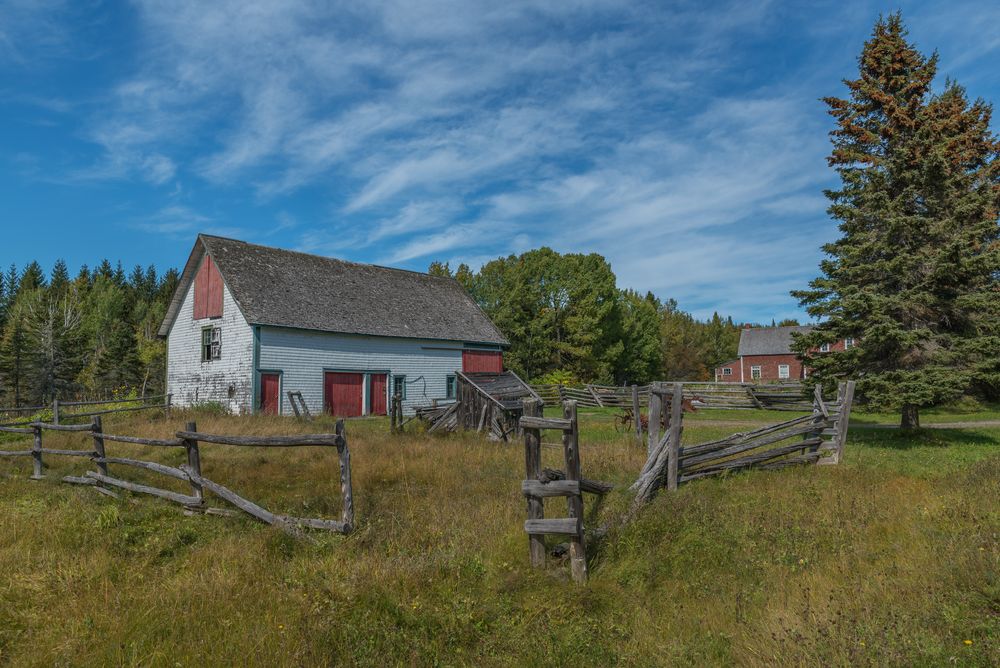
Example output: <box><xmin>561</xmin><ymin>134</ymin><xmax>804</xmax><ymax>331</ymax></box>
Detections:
<box><xmin>0</xmin><ymin>409</ymin><xmax>996</xmax><ymax>666</ymax></box>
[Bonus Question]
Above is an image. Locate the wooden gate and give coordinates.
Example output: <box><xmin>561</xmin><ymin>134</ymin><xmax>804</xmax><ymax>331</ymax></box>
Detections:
<box><xmin>324</xmin><ymin>372</ymin><xmax>363</xmax><ymax>417</ymax></box>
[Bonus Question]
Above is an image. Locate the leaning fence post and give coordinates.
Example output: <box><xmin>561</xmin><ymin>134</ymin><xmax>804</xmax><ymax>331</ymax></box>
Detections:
<box><xmin>92</xmin><ymin>416</ymin><xmax>108</xmax><ymax>476</ymax></box>
<box><xmin>31</xmin><ymin>424</ymin><xmax>44</xmax><ymax>480</ymax></box>
<box><xmin>562</xmin><ymin>399</ymin><xmax>587</xmax><ymax>583</ymax></box>
<box><xmin>666</xmin><ymin>382</ymin><xmax>684</xmax><ymax>491</ymax></box>
<box><xmin>52</xmin><ymin>398</ymin><xmax>60</xmax><ymax>425</ymax></box>
<box><xmin>335</xmin><ymin>419</ymin><xmax>354</xmax><ymax>529</ymax></box>
<box><xmin>182</xmin><ymin>421</ymin><xmax>203</xmax><ymax>505</ymax></box>
<box><xmin>647</xmin><ymin>383</ymin><xmax>662</xmax><ymax>456</ymax></box>
<box><xmin>632</xmin><ymin>384</ymin><xmax>642</xmax><ymax>439</ymax></box>
<box><xmin>522</xmin><ymin>398</ymin><xmax>545</xmax><ymax>568</ymax></box>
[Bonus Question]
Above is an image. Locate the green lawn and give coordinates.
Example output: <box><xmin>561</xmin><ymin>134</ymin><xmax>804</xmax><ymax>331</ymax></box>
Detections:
<box><xmin>0</xmin><ymin>408</ymin><xmax>996</xmax><ymax>666</ymax></box>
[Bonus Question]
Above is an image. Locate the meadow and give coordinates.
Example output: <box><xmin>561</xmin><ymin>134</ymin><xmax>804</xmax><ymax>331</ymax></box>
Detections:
<box><xmin>0</xmin><ymin>405</ymin><xmax>997</xmax><ymax>666</ymax></box>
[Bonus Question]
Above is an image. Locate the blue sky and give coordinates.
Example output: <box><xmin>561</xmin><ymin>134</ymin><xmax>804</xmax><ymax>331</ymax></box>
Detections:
<box><xmin>2</xmin><ymin>1</ymin><xmax>998</xmax><ymax>322</ymax></box>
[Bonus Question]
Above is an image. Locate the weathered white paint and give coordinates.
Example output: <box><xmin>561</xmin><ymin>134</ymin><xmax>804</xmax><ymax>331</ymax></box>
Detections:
<box><xmin>258</xmin><ymin>327</ymin><xmax>462</xmax><ymax>415</ymax></box>
<box><xmin>165</xmin><ymin>263</ymin><xmax>254</xmax><ymax>414</ymax></box>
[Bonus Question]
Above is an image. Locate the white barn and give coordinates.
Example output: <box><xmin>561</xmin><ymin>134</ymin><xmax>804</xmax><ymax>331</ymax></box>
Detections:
<box><xmin>158</xmin><ymin>235</ymin><xmax>508</xmax><ymax>416</ymax></box>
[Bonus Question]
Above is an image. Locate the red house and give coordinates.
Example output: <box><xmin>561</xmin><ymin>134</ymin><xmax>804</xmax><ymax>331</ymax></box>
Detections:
<box><xmin>714</xmin><ymin>326</ymin><xmax>853</xmax><ymax>383</ymax></box>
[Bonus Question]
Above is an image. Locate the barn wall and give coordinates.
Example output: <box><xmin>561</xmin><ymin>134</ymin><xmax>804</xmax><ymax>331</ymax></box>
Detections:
<box><xmin>166</xmin><ymin>259</ymin><xmax>254</xmax><ymax>414</ymax></box>
<box><xmin>258</xmin><ymin>328</ymin><xmax>464</xmax><ymax>415</ymax></box>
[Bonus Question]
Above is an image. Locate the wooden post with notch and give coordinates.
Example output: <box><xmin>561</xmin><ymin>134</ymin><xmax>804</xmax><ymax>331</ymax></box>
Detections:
<box><xmin>829</xmin><ymin>381</ymin><xmax>855</xmax><ymax>465</ymax></box>
<box><xmin>666</xmin><ymin>382</ymin><xmax>684</xmax><ymax>491</ymax></box>
<box><xmin>562</xmin><ymin>400</ymin><xmax>587</xmax><ymax>582</ymax></box>
<box><xmin>52</xmin><ymin>399</ymin><xmax>60</xmax><ymax>426</ymax></box>
<box><xmin>92</xmin><ymin>416</ymin><xmax>108</xmax><ymax>476</ymax></box>
<box><xmin>335</xmin><ymin>419</ymin><xmax>354</xmax><ymax>528</ymax></box>
<box><xmin>522</xmin><ymin>398</ymin><xmax>545</xmax><ymax>568</ymax></box>
<box><xmin>31</xmin><ymin>424</ymin><xmax>44</xmax><ymax>480</ymax></box>
<box><xmin>647</xmin><ymin>382</ymin><xmax>662</xmax><ymax>456</ymax></box>
<box><xmin>182</xmin><ymin>421</ymin><xmax>203</xmax><ymax>506</ymax></box>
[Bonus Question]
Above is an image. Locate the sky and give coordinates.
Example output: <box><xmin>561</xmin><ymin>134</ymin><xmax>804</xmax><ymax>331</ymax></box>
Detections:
<box><xmin>2</xmin><ymin>0</ymin><xmax>998</xmax><ymax>322</ymax></box>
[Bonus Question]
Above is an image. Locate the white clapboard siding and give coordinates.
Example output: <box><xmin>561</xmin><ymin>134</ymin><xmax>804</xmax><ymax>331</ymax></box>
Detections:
<box><xmin>166</xmin><ymin>265</ymin><xmax>254</xmax><ymax>414</ymax></box>
<box><xmin>258</xmin><ymin>327</ymin><xmax>463</xmax><ymax>415</ymax></box>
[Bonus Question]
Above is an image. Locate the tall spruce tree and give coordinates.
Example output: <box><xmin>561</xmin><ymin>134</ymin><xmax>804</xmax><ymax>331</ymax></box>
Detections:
<box><xmin>793</xmin><ymin>14</ymin><xmax>1000</xmax><ymax>427</ymax></box>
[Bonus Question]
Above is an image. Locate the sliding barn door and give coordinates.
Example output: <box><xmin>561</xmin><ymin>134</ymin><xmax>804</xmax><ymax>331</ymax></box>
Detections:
<box><xmin>324</xmin><ymin>372</ymin><xmax>363</xmax><ymax>417</ymax></box>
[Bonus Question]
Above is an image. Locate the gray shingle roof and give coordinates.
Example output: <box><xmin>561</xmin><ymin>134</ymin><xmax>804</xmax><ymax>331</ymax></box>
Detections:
<box><xmin>159</xmin><ymin>235</ymin><xmax>508</xmax><ymax>345</ymax></box>
<box><xmin>737</xmin><ymin>326</ymin><xmax>813</xmax><ymax>356</ymax></box>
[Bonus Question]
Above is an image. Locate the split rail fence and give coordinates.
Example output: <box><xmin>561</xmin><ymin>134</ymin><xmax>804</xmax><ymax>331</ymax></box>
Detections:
<box><xmin>529</xmin><ymin>382</ymin><xmax>814</xmax><ymax>412</ymax></box>
<box><xmin>0</xmin><ymin>416</ymin><xmax>353</xmax><ymax>536</ymax></box>
<box><xmin>632</xmin><ymin>381</ymin><xmax>855</xmax><ymax>506</ymax></box>
<box><xmin>0</xmin><ymin>394</ymin><xmax>173</xmax><ymax>427</ymax></box>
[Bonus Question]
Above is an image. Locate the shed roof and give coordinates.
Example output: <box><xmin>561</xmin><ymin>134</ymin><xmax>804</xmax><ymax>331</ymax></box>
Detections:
<box><xmin>737</xmin><ymin>326</ymin><xmax>813</xmax><ymax>356</ymax></box>
<box><xmin>158</xmin><ymin>235</ymin><xmax>509</xmax><ymax>346</ymax></box>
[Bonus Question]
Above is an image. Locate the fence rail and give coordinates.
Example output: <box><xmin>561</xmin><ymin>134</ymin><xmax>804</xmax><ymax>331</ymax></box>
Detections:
<box><xmin>0</xmin><ymin>414</ymin><xmax>353</xmax><ymax>537</ymax></box>
<box><xmin>528</xmin><ymin>382</ymin><xmax>813</xmax><ymax>411</ymax></box>
<box><xmin>0</xmin><ymin>394</ymin><xmax>172</xmax><ymax>427</ymax></box>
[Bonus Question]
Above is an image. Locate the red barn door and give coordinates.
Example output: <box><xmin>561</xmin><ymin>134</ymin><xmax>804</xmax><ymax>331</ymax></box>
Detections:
<box><xmin>260</xmin><ymin>373</ymin><xmax>280</xmax><ymax>415</ymax></box>
<box><xmin>370</xmin><ymin>374</ymin><xmax>388</xmax><ymax>415</ymax></box>
<box><xmin>462</xmin><ymin>350</ymin><xmax>503</xmax><ymax>373</ymax></box>
<box><xmin>324</xmin><ymin>372</ymin><xmax>363</xmax><ymax>417</ymax></box>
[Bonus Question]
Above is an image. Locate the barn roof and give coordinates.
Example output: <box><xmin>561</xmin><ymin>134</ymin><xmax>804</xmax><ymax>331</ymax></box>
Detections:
<box><xmin>737</xmin><ymin>326</ymin><xmax>813</xmax><ymax>356</ymax></box>
<box><xmin>158</xmin><ymin>235</ymin><xmax>509</xmax><ymax>345</ymax></box>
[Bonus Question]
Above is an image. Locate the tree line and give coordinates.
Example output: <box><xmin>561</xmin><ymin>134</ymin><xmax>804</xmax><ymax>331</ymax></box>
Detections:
<box><xmin>0</xmin><ymin>260</ymin><xmax>177</xmax><ymax>408</ymax></box>
<box><xmin>428</xmin><ymin>249</ymin><xmax>779</xmax><ymax>385</ymax></box>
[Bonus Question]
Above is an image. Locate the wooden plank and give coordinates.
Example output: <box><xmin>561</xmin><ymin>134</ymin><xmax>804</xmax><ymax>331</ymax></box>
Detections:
<box><xmin>39</xmin><ymin>448</ymin><xmax>95</xmax><ymax>457</ymax></box>
<box><xmin>0</xmin><ymin>450</ymin><xmax>32</xmax><ymax>457</ymax></box>
<box><xmin>522</xmin><ymin>398</ymin><xmax>545</xmax><ymax>568</ymax></box>
<box><xmin>0</xmin><ymin>426</ymin><xmax>34</xmax><ymax>434</ymax></box>
<box><xmin>681</xmin><ymin>422</ymin><xmax>822</xmax><ymax>469</ymax></box>
<box><xmin>182</xmin><ymin>421</ymin><xmax>203</xmax><ymax>504</ymax></box>
<box><xmin>518</xmin><ymin>416</ymin><xmax>573</xmax><ymax>431</ymax></box>
<box><xmin>30</xmin><ymin>422</ymin><xmax>93</xmax><ymax>432</ymax></box>
<box><xmin>562</xmin><ymin>400</ymin><xmax>587</xmax><ymax>583</ymax></box>
<box><xmin>174</xmin><ymin>431</ymin><xmax>342</xmax><ymax>447</ymax></box>
<box><xmin>647</xmin><ymin>383</ymin><xmax>662</xmax><ymax>456</ymax></box>
<box><xmin>539</xmin><ymin>468</ymin><xmax>613</xmax><ymax>495</ymax></box>
<box><xmin>99</xmin><ymin>433</ymin><xmax>184</xmax><ymax>447</ymax></box>
<box><xmin>524</xmin><ymin>518</ymin><xmax>580</xmax><ymax>535</ymax></box>
<box><xmin>84</xmin><ymin>471</ymin><xmax>201</xmax><ymax>506</ymax></box>
<box><xmin>280</xmin><ymin>515</ymin><xmax>349</xmax><ymax>533</ymax></box>
<box><xmin>96</xmin><ymin>457</ymin><xmax>189</xmax><ymax>482</ymax></box>
<box><xmin>180</xmin><ymin>465</ymin><xmax>303</xmax><ymax>538</ymax></box>
<box><xmin>522</xmin><ymin>479</ymin><xmax>581</xmax><ymax>497</ymax></box>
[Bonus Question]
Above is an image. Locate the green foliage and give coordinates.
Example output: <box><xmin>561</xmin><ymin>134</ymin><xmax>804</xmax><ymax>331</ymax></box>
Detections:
<box><xmin>793</xmin><ymin>13</ymin><xmax>1000</xmax><ymax>426</ymax></box>
<box><xmin>531</xmin><ymin>369</ymin><xmax>580</xmax><ymax>386</ymax></box>
<box><xmin>0</xmin><ymin>260</ymin><xmax>175</xmax><ymax>406</ymax></box>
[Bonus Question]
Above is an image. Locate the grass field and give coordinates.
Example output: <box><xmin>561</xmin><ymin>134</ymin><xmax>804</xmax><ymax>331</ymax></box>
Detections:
<box><xmin>0</xmin><ymin>407</ymin><xmax>997</xmax><ymax>666</ymax></box>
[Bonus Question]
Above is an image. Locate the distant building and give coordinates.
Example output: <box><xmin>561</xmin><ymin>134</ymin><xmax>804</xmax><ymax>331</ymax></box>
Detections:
<box><xmin>158</xmin><ymin>235</ymin><xmax>508</xmax><ymax>416</ymax></box>
<box><xmin>714</xmin><ymin>326</ymin><xmax>853</xmax><ymax>382</ymax></box>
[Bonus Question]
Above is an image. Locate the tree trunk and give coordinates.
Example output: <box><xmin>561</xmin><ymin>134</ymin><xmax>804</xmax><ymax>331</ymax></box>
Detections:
<box><xmin>901</xmin><ymin>404</ymin><xmax>920</xmax><ymax>429</ymax></box>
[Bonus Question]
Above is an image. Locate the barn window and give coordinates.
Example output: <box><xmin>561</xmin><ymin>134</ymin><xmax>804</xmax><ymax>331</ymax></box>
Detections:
<box><xmin>778</xmin><ymin>364</ymin><xmax>790</xmax><ymax>379</ymax></box>
<box><xmin>446</xmin><ymin>375</ymin><xmax>457</xmax><ymax>399</ymax></box>
<box><xmin>722</xmin><ymin>368</ymin><xmax>732</xmax><ymax>376</ymax></box>
<box><xmin>202</xmin><ymin>327</ymin><xmax>221</xmax><ymax>362</ymax></box>
<box><xmin>392</xmin><ymin>375</ymin><xmax>407</xmax><ymax>400</ymax></box>
<box><xmin>750</xmin><ymin>365</ymin><xmax>762</xmax><ymax>380</ymax></box>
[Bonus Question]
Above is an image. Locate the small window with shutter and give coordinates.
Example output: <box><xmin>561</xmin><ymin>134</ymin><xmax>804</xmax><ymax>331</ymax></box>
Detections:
<box><xmin>202</xmin><ymin>327</ymin><xmax>221</xmax><ymax>362</ymax></box>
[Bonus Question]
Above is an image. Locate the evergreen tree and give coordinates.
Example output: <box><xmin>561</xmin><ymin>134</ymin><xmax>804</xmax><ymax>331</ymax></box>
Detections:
<box><xmin>24</xmin><ymin>286</ymin><xmax>84</xmax><ymax>402</ymax></box>
<box><xmin>0</xmin><ymin>293</ymin><xmax>35</xmax><ymax>406</ymax></box>
<box><xmin>50</xmin><ymin>259</ymin><xmax>70</xmax><ymax>296</ymax></box>
<box><xmin>793</xmin><ymin>14</ymin><xmax>1000</xmax><ymax>427</ymax></box>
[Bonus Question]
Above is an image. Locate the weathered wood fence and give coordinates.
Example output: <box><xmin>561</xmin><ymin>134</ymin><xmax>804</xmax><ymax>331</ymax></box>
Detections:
<box><xmin>632</xmin><ymin>381</ymin><xmax>855</xmax><ymax>506</ymax></box>
<box><xmin>519</xmin><ymin>398</ymin><xmax>612</xmax><ymax>583</ymax></box>
<box><xmin>529</xmin><ymin>382</ymin><xmax>814</xmax><ymax>412</ymax></box>
<box><xmin>0</xmin><ymin>394</ymin><xmax>173</xmax><ymax>427</ymax></box>
<box><xmin>0</xmin><ymin>417</ymin><xmax>353</xmax><ymax>536</ymax></box>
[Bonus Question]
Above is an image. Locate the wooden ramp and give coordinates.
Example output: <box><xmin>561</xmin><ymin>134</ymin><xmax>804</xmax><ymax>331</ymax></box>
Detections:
<box><xmin>417</xmin><ymin>371</ymin><xmax>540</xmax><ymax>441</ymax></box>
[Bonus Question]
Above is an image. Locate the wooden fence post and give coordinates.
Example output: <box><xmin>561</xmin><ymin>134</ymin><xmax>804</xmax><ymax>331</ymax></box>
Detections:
<box><xmin>832</xmin><ymin>381</ymin><xmax>855</xmax><ymax>464</ymax></box>
<box><xmin>390</xmin><ymin>395</ymin><xmax>398</xmax><ymax>433</ymax></box>
<box><xmin>52</xmin><ymin>399</ymin><xmax>60</xmax><ymax>425</ymax></box>
<box><xmin>31</xmin><ymin>424</ymin><xmax>44</xmax><ymax>480</ymax></box>
<box><xmin>92</xmin><ymin>416</ymin><xmax>108</xmax><ymax>476</ymax></box>
<box><xmin>165</xmin><ymin>394</ymin><xmax>172</xmax><ymax>419</ymax></box>
<box><xmin>666</xmin><ymin>382</ymin><xmax>684</xmax><ymax>491</ymax></box>
<box><xmin>522</xmin><ymin>398</ymin><xmax>546</xmax><ymax>568</ymax></box>
<box><xmin>647</xmin><ymin>383</ymin><xmax>662</xmax><ymax>456</ymax></box>
<box><xmin>182</xmin><ymin>421</ymin><xmax>203</xmax><ymax>505</ymax></box>
<box><xmin>632</xmin><ymin>384</ymin><xmax>642</xmax><ymax>439</ymax></box>
<box><xmin>335</xmin><ymin>419</ymin><xmax>354</xmax><ymax>528</ymax></box>
<box><xmin>562</xmin><ymin>399</ymin><xmax>587</xmax><ymax>583</ymax></box>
